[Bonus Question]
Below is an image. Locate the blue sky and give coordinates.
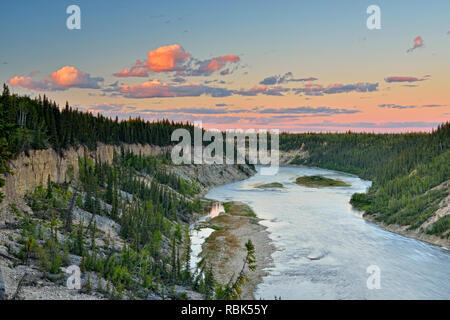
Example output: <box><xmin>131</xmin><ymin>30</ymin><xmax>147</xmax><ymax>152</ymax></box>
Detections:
<box><xmin>1</xmin><ymin>0</ymin><xmax>449</xmax><ymax>132</ymax></box>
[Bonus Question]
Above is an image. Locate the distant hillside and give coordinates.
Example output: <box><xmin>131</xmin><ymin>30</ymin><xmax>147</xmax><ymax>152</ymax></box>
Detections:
<box><xmin>280</xmin><ymin>122</ymin><xmax>450</xmax><ymax>244</ymax></box>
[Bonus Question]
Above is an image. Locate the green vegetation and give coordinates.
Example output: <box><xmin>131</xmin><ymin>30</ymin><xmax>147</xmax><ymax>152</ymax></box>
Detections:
<box><xmin>0</xmin><ymin>85</ymin><xmax>193</xmax><ymax>152</ymax></box>
<box><xmin>281</xmin><ymin>122</ymin><xmax>450</xmax><ymax>236</ymax></box>
<box><xmin>0</xmin><ymin>85</ymin><xmax>18</xmax><ymax>202</ymax></box>
<box><xmin>255</xmin><ymin>182</ymin><xmax>284</xmax><ymax>189</ymax></box>
<box><xmin>215</xmin><ymin>240</ymin><xmax>256</xmax><ymax>300</ymax></box>
<box><xmin>8</xmin><ymin>148</ymin><xmax>213</xmax><ymax>299</ymax></box>
<box><xmin>425</xmin><ymin>216</ymin><xmax>450</xmax><ymax>238</ymax></box>
<box><xmin>295</xmin><ymin>175</ymin><xmax>350</xmax><ymax>187</ymax></box>
<box><xmin>223</xmin><ymin>201</ymin><xmax>256</xmax><ymax>217</ymax></box>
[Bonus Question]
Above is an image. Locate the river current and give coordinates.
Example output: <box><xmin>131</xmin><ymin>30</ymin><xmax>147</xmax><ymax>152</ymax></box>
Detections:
<box><xmin>201</xmin><ymin>166</ymin><xmax>450</xmax><ymax>299</ymax></box>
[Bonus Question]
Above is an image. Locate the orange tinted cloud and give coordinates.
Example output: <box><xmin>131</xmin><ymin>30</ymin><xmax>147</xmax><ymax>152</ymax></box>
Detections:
<box><xmin>201</xmin><ymin>55</ymin><xmax>240</xmax><ymax>72</ymax></box>
<box><xmin>49</xmin><ymin>66</ymin><xmax>103</xmax><ymax>88</ymax></box>
<box><xmin>407</xmin><ymin>36</ymin><xmax>424</xmax><ymax>52</ymax></box>
<box><xmin>113</xmin><ymin>60</ymin><xmax>149</xmax><ymax>77</ymax></box>
<box><xmin>116</xmin><ymin>44</ymin><xmax>240</xmax><ymax>76</ymax></box>
<box><xmin>120</xmin><ymin>79</ymin><xmax>173</xmax><ymax>98</ymax></box>
<box><xmin>9</xmin><ymin>66</ymin><xmax>103</xmax><ymax>91</ymax></box>
<box><xmin>50</xmin><ymin>66</ymin><xmax>88</xmax><ymax>87</ymax></box>
<box><xmin>118</xmin><ymin>79</ymin><xmax>233</xmax><ymax>98</ymax></box>
<box><xmin>147</xmin><ymin>44</ymin><xmax>190</xmax><ymax>72</ymax></box>
<box><xmin>9</xmin><ymin>76</ymin><xmax>33</xmax><ymax>88</ymax></box>
<box><xmin>8</xmin><ymin>75</ymin><xmax>65</xmax><ymax>91</ymax></box>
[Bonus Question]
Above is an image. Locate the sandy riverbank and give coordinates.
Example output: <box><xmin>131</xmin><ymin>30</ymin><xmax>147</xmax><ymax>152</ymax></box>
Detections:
<box><xmin>199</xmin><ymin>201</ymin><xmax>275</xmax><ymax>300</ymax></box>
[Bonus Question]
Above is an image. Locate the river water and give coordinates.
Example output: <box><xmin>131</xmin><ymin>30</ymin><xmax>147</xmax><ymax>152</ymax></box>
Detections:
<box><xmin>202</xmin><ymin>166</ymin><xmax>450</xmax><ymax>300</ymax></box>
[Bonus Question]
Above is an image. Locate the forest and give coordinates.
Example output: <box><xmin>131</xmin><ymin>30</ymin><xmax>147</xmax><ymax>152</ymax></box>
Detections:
<box><xmin>280</xmin><ymin>122</ymin><xmax>450</xmax><ymax>237</ymax></box>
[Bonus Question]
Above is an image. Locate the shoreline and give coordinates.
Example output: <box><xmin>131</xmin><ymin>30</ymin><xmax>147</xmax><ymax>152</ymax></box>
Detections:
<box><xmin>198</xmin><ymin>201</ymin><xmax>275</xmax><ymax>300</ymax></box>
<box><xmin>363</xmin><ymin>213</ymin><xmax>449</xmax><ymax>250</ymax></box>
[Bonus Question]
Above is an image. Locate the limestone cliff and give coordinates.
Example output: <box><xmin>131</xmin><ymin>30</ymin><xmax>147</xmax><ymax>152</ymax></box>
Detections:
<box><xmin>2</xmin><ymin>143</ymin><xmax>168</xmax><ymax>204</ymax></box>
<box><xmin>1</xmin><ymin>143</ymin><xmax>256</xmax><ymax>208</ymax></box>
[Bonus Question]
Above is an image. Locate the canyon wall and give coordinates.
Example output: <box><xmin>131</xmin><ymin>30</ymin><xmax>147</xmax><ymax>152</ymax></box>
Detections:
<box><xmin>2</xmin><ymin>143</ymin><xmax>167</xmax><ymax>204</ymax></box>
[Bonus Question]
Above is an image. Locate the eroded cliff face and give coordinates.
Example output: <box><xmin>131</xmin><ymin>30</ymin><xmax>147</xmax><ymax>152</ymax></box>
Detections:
<box><xmin>2</xmin><ymin>143</ymin><xmax>168</xmax><ymax>204</ymax></box>
<box><xmin>1</xmin><ymin>143</ymin><xmax>258</xmax><ymax>206</ymax></box>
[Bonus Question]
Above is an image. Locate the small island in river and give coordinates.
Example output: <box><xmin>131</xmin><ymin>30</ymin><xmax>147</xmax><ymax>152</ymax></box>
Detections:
<box><xmin>295</xmin><ymin>175</ymin><xmax>350</xmax><ymax>188</ymax></box>
<box><xmin>255</xmin><ymin>182</ymin><xmax>284</xmax><ymax>189</ymax></box>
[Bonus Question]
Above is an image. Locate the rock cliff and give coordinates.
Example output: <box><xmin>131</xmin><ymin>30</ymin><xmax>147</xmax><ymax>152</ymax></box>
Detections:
<box><xmin>2</xmin><ymin>143</ymin><xmax>168</xmax><ymax>205</ymax></box>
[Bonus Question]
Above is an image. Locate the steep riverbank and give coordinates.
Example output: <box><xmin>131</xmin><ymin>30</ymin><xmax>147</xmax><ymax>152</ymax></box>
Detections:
<box><xmin>361</xmin><ymin>180</ymin><xmax>450</xmax><ymax>249</ymax></box>
<box><xmin>198</xmin><ymin>201</ymin><xmax>274</xmax><ymax>300</ymax></box>
<box><xmin>363</xmin><ymin>213</ymin><xmax>450</xmax><ymax>249</ymax></box>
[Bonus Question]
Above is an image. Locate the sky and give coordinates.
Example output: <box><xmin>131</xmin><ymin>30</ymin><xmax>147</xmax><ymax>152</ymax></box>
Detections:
<box><xmin>1</xmin><ymin>0</ymin><xmax>449</xmax><ymax>133</ymax></box>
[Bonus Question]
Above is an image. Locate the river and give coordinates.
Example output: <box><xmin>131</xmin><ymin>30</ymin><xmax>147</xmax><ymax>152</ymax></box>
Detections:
<box><xmin>198</xmin><ymin>166</ymin><xmax>450</xmax><ymax>299</ymax></box>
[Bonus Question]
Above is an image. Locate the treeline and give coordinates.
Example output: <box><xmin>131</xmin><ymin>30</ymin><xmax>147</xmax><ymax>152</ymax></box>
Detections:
<box><xmin>280</xmin><ymin>123</ymin><xmax>450</xmax><ymax>236</ymax></box>
<box><xmin>0</xmin><ymin>84</ymin><xmax>194</xmax><ymax>153</ymax></box>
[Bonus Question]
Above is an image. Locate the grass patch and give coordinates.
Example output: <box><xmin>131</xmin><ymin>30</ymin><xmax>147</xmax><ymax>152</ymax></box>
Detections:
<box><xmin>210</xmin><ymin>215</ymin><xmax>245</xmax><ymax>228</ymax></box>
<box><xmin>223</xmin><ymin>201</ymin><xmax>256</xmax><ymax>217</ymax></box>
<box><xmin>205</xmin><ymin>230</ymin><xmax>240</xmax><ymax>253</ymax></box>
<box><xmin>255</xmin><ymin>182</ymin><xmax>284</xmax><ymax>189</ymax></box>
<box><xmin>207</xmin><ymin>224</ymin><xmax>224</xmax><ymax>231</ymax></box>
<box><xmin>295</xmin><ymin>175</ymin><xmax>350</xmax><ymax>188</ymax></box>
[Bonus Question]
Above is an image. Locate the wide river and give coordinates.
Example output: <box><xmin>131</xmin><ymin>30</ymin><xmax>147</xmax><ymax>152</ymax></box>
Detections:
<box><xmin>202</xmin><ymin>166</ymin><xmax>450</xmax><ymax>299</ymax></box>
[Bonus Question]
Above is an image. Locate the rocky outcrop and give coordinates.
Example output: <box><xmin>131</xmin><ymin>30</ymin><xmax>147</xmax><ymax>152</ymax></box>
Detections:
<box><xmin>172</xmin><ymin>163</ymin><xmax>255</xmax><ymax>195</ymax></box>
<box><xmin>279</xmin><ymin>148</ymin><xmax>309</xmax><ymax>165</ymax></box>
<box><xmin>420</xmin><ymin>181</ymin><xmax>450</xmax><ymax>232</ymax></box>
<box><xmin>2</xmin><ymin>143</ymin><xmax>168</xmax><ymax>204</ymax></box>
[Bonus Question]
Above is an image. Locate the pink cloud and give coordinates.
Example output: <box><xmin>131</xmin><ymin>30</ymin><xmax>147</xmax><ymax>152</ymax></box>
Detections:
<box><xmin>113</xmin><ymin>60</ymin><xmax>149</xmax><ymax>77</ymax></box>
<box><xmin>147</xmin><ymin>44</ymin><xmax>191</xmax><ymax>72</ymax></box>
<box><xmin>120</xmin><ymin>79</ymin><xmax>173</xmax><ymax>98</ymax></box>
<box><xmin>117</xmin><ymin>79</ymin><xmax>233</xmax><ymax>98</ymax></box>
<box><xmin>9</xmin><ymin>66</ymin><xmax>103</xmax><ymax>91</ymax></box>
<box><xmin>9</xmin><ymin>76</ymin><xmax>43</xmax><ymax>90</ymax></box>
<box><xmin>200</xmin><ymin>55</ymin><xmax>240</xmax><ymax>73</ymax></box>
<box><xmin>407</xmin><ymin>36</ymin><xmax>424</xmax><ymax>53</ymax></box>
<box><xmin>8</xmin><ymin>75</ymin><xmax>61</xmax><ymax>91</ymax></box>
<box><xmin>116</xmin><ymin>44</ymin><xmax>240</xmax><ymax>77</ymax></box>
<box><xmin>50</xmin><ymin>66</ymin><xmax>89</xmax><ymax>87</ymax></box>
